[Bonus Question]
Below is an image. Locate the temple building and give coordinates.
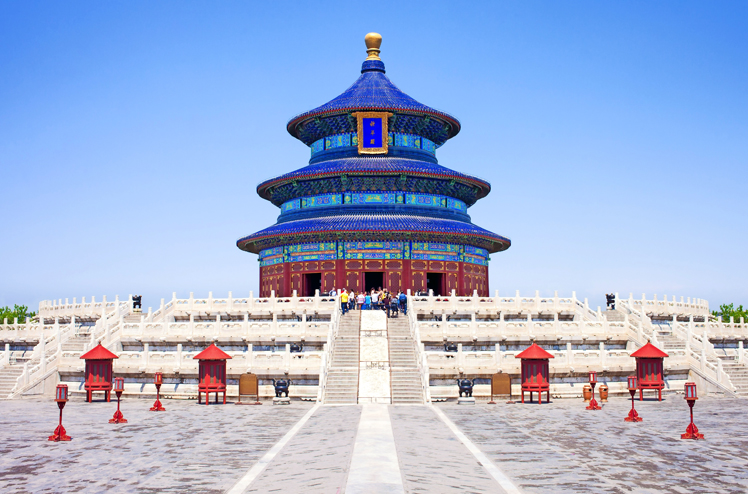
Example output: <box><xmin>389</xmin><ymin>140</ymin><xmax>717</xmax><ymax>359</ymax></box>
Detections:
<box><xmin>237</xmin><ymin>33</ymin><xmax>510</xmax><ymax>297</ymax></box>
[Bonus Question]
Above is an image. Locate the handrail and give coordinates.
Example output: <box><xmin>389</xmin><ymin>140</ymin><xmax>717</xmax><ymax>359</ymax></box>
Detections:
<box><xmin>408</xmin><ymin>296</ymin><xmax>430</xmax><ymax>403</ymax></box>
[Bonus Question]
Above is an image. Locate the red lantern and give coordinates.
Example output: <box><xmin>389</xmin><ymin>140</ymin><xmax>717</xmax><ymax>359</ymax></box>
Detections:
<box><xmin>681</xmin><ymin>382</ymin><xmax>704</xmax><ymax>439</ymax></box>
<box><xmin>48</xmin><ymin>384</ymin><xmax>72</xmax><ymax>441</ymax></box>
<box><xmin>624</xmin><ymin>375</ymin><xmax>642</xmax><ymax>422</ymax></box>
<box><xmin>109</xmin><ymin>377</ymin><xmax>128</xmax><ymax>424</ymax></box>
<box><xmin>586</xmin><ymin>370</ymin><xmax>601</xmax><ymax>410</ymax></box>
<box><xmin>150</xmin><ymin>372</ymin><xmax>165</xmax><ymax>412</ymax></box>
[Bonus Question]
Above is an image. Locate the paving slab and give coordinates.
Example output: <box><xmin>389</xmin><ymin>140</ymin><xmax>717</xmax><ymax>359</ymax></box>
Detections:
<box><xmin>240</xmin><ymin>405</ymin><xmax>361</xmax><ymax>493</ymax></box>
<box><xmin>440</xmin><ymin>396</ymin><xmax>748</xmax><ymax>494</ymax></box>
<box><xmin>390</xmin><ymin>405</ymin><xmax>508</xmax><ymax>494</ymax></box>
<box><xmin>0</xmin><ymin>397</ymin><xmax>312</xmax><ymax>493</ymax></box>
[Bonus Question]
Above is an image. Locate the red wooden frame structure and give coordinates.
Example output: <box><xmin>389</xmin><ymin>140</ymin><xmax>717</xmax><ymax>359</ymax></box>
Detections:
<box><xmin>80</xmin><ymin>343</ymin><xmax>118</xmax><ymax>402</ymax></box>
<box><xmin>260</xmin><ymin>259</ymin><xmax>489</xmax><ymax>297</ymax></box>
<box><xmin>630</xmin><ymin>341</ymin><xmax>668</xmax><ymax>401</ymax></box>
<box><xmin>194</xmin><ymin>343</ymin><xmax>232</xmax><ymax>405</ymax></box>
<box><xmin>516</xmin><ymin>343</ymin><xmax>554</xmax><ymax>404</ymax></box>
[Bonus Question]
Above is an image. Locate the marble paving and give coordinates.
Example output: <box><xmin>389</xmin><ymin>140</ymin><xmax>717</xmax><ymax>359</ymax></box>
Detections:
<box><xmin>2</xmin><ymin>395</ymin><xmax>748</xmax><ymax>493</ymax></box>
<box><xmin>441</xmin><ymin>396</ymin><xmax>748</xmax><ymax>494</ymax></box>
<box><xmin>0</xmin><ymin>397</ymin><xmax>312</xmax><ymax>493</ymax></box>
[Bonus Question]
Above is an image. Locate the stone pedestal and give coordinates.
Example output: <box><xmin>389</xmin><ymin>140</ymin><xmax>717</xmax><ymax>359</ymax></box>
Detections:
<box><xmin>273</xmin><ymin>397</ymin><xmax>291</xmax><ymax>405</ymax></box>
<box><xmin>457</xmin><ymin>397</ymin><xmax>476</xmax><ymax>405</ymax></box>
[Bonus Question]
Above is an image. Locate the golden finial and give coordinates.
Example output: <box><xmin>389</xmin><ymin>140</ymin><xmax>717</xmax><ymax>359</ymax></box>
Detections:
<box><xmin>365</xmin><ymin>32</ymin><xmax>382</xmax><ymax>61</ymax></box>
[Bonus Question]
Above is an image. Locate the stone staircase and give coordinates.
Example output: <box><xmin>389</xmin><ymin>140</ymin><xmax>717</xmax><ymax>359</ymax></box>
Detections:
<box><xmin>0</xmin><ymin>365</ymin><xmax>24</xmax><ymax>399</ymax></box>
<box><xmin>722</xmin><ymin>362</ymin><xmax>748</xmax><ymax>397</ymax></box>
<box><xmin>61</xmin><ymin>334</ymin><xmax>89</xmax><ymax>353</ymax></box>
<box><xmin>323</xmin><ymin>311</ymin><xmax>360</xmax><ymax>404</ymax></box>
<box><xmin>387</xmin><ymin>316</ymin><xmax>424</xmax><ymax>404</ymax></box>
<box><xmin>651</xmin><ymin>323</ymin><xmax>686</xmax><ymax>351</ymax></box>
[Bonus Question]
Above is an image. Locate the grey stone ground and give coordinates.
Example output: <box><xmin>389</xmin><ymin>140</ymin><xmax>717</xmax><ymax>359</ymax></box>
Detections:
<box><xmin>442</xmin><ymin>396</ymin><xmax>748</xmax><ymax>494</ymax></box>
<box><xmin>0</xmin><ymin>397</ymin><xmax>312</xmax><ymax>493</ymax></box>
<box><xmin>1</xmin><ymin>396</ymin><xmax>747</xmax><ymax>493</ymax></box>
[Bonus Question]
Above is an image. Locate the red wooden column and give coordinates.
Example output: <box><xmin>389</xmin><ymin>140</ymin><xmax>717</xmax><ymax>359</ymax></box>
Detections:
<box><xmin>194</xmin><ymin>343</ymin><xmax>232</xmax><ymax>405</ymax></box>
<box><xmin>515</xmin><ymin>343</ymin><xmax>554</xmax><ymax>404</ymax></box>
<box><xmin>80</xmin><ymin>343</ymin><xmax>119</xmax><ymax>403</ymax></box>
<box><xmin>630</xmin><ymin>342</ymin><xmax>668</xmax><ymax>401</ymax></box>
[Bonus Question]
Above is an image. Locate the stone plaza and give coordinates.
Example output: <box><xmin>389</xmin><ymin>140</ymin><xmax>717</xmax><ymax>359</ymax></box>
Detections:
<box><xmin>1</xmin><ymin>395</ymin><xmax>747</xmax><ymax>493</ymax></box>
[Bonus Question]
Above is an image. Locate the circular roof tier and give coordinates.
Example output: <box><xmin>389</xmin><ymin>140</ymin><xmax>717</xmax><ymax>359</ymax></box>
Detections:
<box><xmin>257</xmin><ymin>156</ymin><xmax>491</xmax><ymax>207</ymax></box>
<box><xmin>286</xmin><ymin>37</ymin><xmax>460</xmax><ymax>146</ymax></box>
<box><xmin>237</xmin><ymin>213</ymin><xmax>511</xmax><ymax>254</ymax></box>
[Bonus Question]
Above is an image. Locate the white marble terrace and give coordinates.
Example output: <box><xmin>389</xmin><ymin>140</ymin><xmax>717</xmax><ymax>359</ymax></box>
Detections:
<box><xmin>1</xmin><ymin>290</ymin><xmax>747</xmax><ymax>402</ymax></box>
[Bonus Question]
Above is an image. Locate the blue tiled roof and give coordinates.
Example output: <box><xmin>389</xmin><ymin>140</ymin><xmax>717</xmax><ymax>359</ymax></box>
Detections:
<box><xmin>287</xmin><ymin>60</ymin><xmax>460</xmax><ymax>143</ymax></box>
<box><xmin>237</xmin><ymin>213</ymin><xmax>510</xmax><ymax>254</ymax></box>
<box><xmin>257</xmin><ymin>156</ymin><xmax>491</xmax><ymax>203</ymax></box>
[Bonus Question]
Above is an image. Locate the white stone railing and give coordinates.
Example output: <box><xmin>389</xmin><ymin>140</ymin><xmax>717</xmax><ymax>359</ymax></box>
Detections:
<box><xmin>38</xmin><ymin>296</ymin><xmax>130</xmax><ymax>319</ymax></box>
<box><xmin>170</xmin><ymin>291</ymin><xmax>337</xmax><ymax>315</ymax></box>
<box><xmin>407</xmin><ymin>296</ymin><xmax>431</xmax><ymax>403</ymax></box>
<box><xmin>617</xmin><ymin>293</ymin><xmax>709</xmax><ymax>318</ymax></box>
<box><xmin>317</xmin><ymin>296</ymin><xmax>341</xmax><ymax>402</ymax></box>
<box><xmin>416</xmin><ymin>318</ymin><xmax>638</xmax><ymax>342</ymax></box>
<box><xmin>410</xmin><ymin>290</ymin><xmax>600</xmax><ymax>321</ymax></box>
<box><xmin>120</xmin><ymin>317</ymin><xmax>332</xmax><ymax>341</ymax></box>
<box><xmin>58</xmin><ymin>349</ymin><xmax>325</xmax><ymax>375</ymax></box>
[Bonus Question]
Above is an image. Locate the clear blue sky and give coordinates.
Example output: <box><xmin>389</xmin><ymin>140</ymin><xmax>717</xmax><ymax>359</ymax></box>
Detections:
<box><xmin>1</xmin><ymin>1</ymin><xmax>746</xmax><ymax>312</ymax></box>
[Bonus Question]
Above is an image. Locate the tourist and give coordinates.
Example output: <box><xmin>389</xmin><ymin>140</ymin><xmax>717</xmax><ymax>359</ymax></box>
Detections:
<box><xmin>371</xmin><ymin>289</ymin><xmax>379</xmax><ymax>310</ymax></box>
<box><xmin>399</xmin><ymin>290</ymin><xmax>408</xmax><ymax>315</ymax></box>
<box><xmin>389</xmin><ymin>295</ymin><xmax>399</xmax><ymax>318</ymax></box>
<box><xmin>363</xmin><ymin>292</ymin><xmax>372</xmax><ymax>310</ymax></box>
<box><xmin>340</xmin><ymin>290</ymin><xmax>349</xmax><ymax>314</ymax></box>
<box><xmin>349</xmin><ymin>290</ymin><xmax>356</xmax><ymax>311</ymax></box>
<box><xmin>329</xmin><ymin>288</ymin><xmax>337</xmax><ymax>297</ymax></box>
<box><xmin>356</xmin><ymin>291</ymin><xmax>365</xmax><ymax>310</ymax></box>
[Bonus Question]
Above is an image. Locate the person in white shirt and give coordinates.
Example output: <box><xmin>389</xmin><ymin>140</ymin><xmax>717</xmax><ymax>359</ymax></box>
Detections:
<box><xmin>329</xmin><ymin>289</ymin><xmax>337</xmax><ymax>297</ymax></box>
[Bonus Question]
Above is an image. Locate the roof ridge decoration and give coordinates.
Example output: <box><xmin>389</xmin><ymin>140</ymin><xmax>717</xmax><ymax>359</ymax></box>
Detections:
<box><xmin>286</xmin><ymin>33</ymin><xmax>461</xmax><ymax>146</ymax></box>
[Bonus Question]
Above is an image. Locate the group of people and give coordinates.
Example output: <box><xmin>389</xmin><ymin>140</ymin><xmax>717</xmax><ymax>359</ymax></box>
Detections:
<box><xmin>333</xmin><ymin>287</ymin><xmax>407</xmax><ymax>318</ymax></box>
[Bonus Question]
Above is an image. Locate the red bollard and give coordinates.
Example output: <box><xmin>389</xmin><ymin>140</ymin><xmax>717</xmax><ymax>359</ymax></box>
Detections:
<box><xmin>586</xmin><ymin>370</ymin><xmax>602</xmax><ymax>410</ymax></box>
<box><xmin>48</xmin><ymin>384</ymin><xmax>72</xmax><ymax>441</ymax></box>
<box><xmin>624</xmin><ymin>375</ymin><xmax>642</xmax><ymax>422</ymax></box>
<box><xmin>681</xmin><ymin>382</ymin><xmax>704</xmax><ymax>439</ymax></box>
<box><xmin>150</xmin><ymin>372</ymin><xmax>166</xmax><ymax>411</ymax></box>
<box><xmin>109</xmin><ymin>377</ymin><xmax>128</xmax><ymax>424</ymax></box>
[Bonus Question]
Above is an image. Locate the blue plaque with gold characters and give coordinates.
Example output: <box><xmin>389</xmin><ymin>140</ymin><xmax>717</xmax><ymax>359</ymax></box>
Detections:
<box><xmin>353</xmin><ymin>111</ymin><xmax>392</xmax><ymax>155</ymax></box>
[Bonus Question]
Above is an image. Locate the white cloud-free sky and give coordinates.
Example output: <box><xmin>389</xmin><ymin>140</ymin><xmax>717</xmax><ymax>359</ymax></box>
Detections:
<box><xmin>1</xmin><ymin>1</ymin><xmax>746</xmax><ymax>312</ymax></box>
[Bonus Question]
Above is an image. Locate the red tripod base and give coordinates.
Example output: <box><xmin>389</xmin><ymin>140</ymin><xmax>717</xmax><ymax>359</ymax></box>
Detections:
<box><xmin>109</xmin><ymin>410</ymin><xmax>128</xmax><ymax>424</ymax></box>
<box><xmin>681</xmin><ymin>422</ymin><xmax>704</xmax><ymax>439</ymax></box>
<box><xmin>150</xmin><ymin>399</ymin><xmax>165</xmax><ymax>411</ymax></box>
<box><xmin>625</xmin><ymin>408</ymin><xmax>643</xmax><ymax>422</ymax></box>
<box><xmin>586</xmin><ymin>397</ymin><xmax>602</xmax><ymax>410</ymax></box>
<box><xmin>48</xmin><ymin>425</ymin><xmax>72</xmax><ymax>441</ymax></box>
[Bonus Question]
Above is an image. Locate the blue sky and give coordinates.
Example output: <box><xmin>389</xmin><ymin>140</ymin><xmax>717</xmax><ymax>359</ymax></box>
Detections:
<box><xmin>1</xmin><ymin>2</ymin><xmax>746</xmax><ymax>312</ymax></box>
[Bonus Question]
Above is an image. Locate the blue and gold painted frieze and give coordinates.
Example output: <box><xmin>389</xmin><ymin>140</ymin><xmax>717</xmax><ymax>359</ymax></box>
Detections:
<box><xmin>260</xmin><ymin>240</ymin><xmax>487</xmax><ymax>266</ymax></box>
<box><xmin>344</xmin><ymin>241</ymin><xmax>404</xmax><ymax>260</ymax></box>
<box><xmin>280</xmin><ymin>191</ymin><xmax>466</xmax><ymax>216</ymax></box>
<box><xmin>310</xmin><ymin>132</ymin><xmax>437</xmax><ymax>157</ymax></box>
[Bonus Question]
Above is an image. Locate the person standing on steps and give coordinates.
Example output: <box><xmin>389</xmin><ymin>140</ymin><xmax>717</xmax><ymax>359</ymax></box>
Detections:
<box><xmin>340</xmin><ymin>290</ymin><xmax>349</xmax><ymax>314</ymax></box>
<box><xmin>399</xmin><ymin>291</ymin><xmax>408</xmax><ymax>316</ymax></box>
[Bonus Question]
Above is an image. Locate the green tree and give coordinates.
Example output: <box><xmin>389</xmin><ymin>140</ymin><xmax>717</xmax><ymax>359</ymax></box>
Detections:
<box><xmin>0</xmin><ymin>304</ymin><xmax>36</xmax><ymax>323</ymax></box>
<box><xmin>711</xmin><ymin>303</ymin><xmax>748</xmax><ymax>322</ymax></box>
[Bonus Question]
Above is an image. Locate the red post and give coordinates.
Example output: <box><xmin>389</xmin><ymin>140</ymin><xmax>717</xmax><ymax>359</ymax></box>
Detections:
<box><xmin>109</xmin><ymin>377</ymin><xmax>128</xmax><ymax>424</ymax></box>
<box><xmin>624</xmin><ymin>375</ymin><xmax>642</xmax><ymax>422</ymax></box>
<box><xmin>586</xmin><ymin>370</ymin><xmax>602</xmax><ymax>410</ymax></box>
<box><xmin>681</xmin><ymin>382</ymin><xmax>704</xmax><ymax>439</ymax></box>
<box><xmin>150</xmin><ymin>372</ymin><xmax>166</xmax><ymax>411</ymax></box>
<box><xmin>48</xmin><ymin>384</ymin><xmax>72</xmax><ymax>441</ymax></box>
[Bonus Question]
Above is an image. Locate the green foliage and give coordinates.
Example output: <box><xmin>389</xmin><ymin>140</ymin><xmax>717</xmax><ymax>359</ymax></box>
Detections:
<box><xmin>712</xmin><ymin>303</ymin><xmax>748</xmax><ymax>322</ymax></box>
<box><xmin>0</xmin><ymin>304</ymin><xmax>36</xmax><ymax>324</ymax></box>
